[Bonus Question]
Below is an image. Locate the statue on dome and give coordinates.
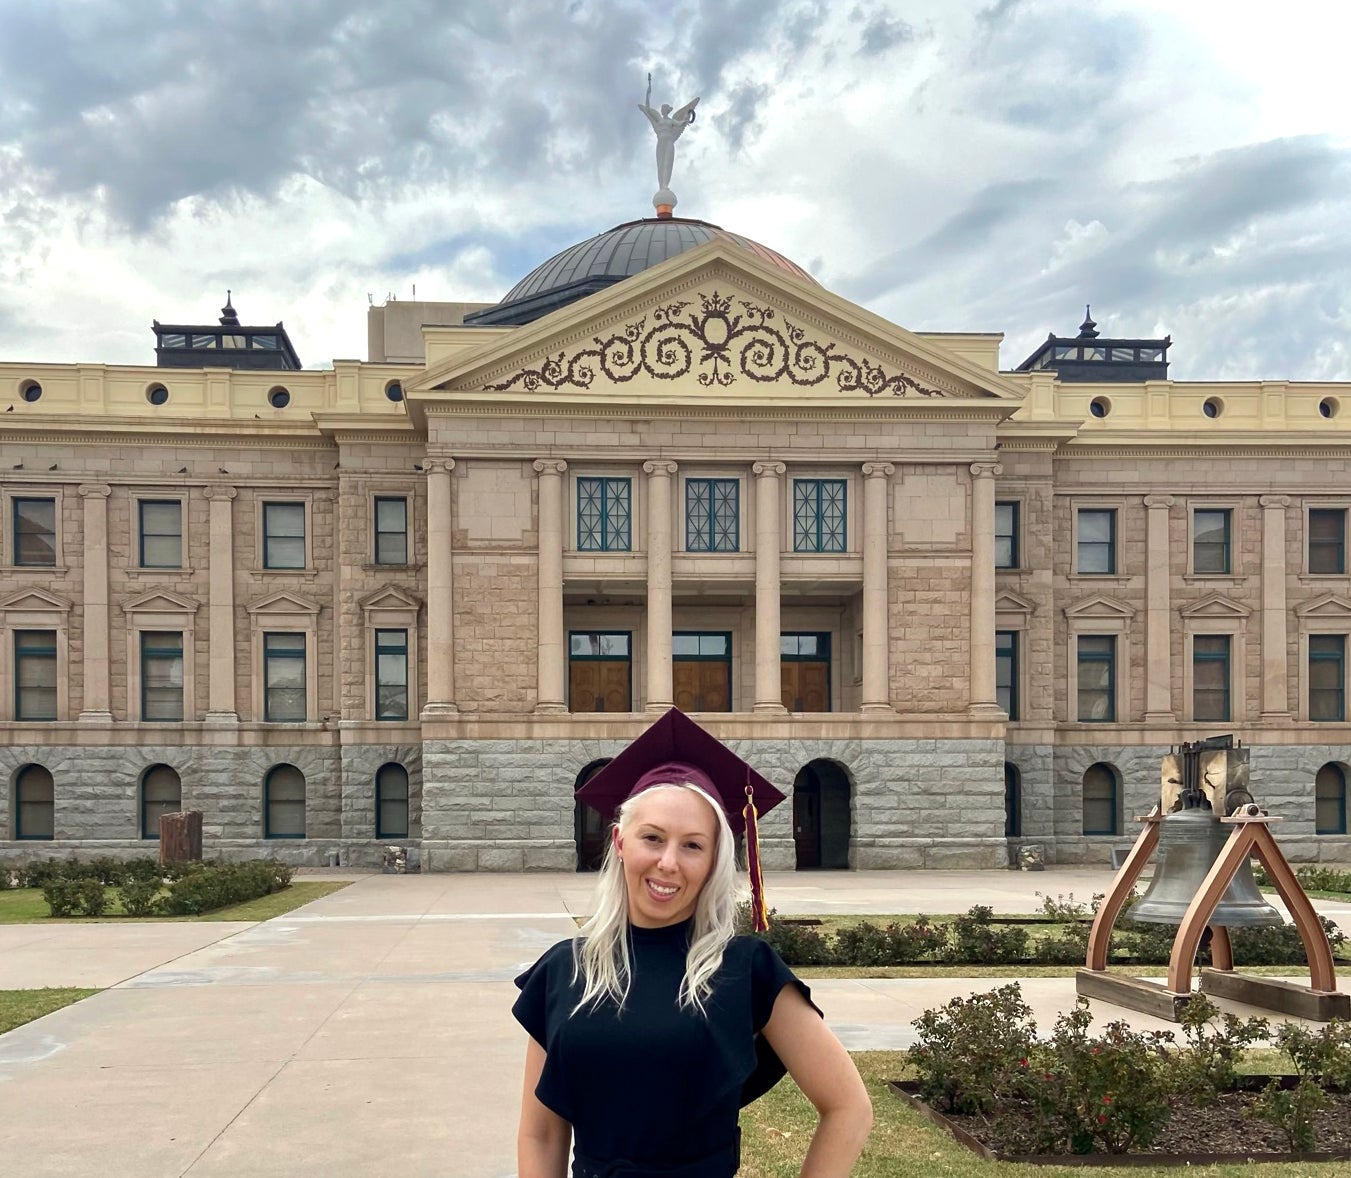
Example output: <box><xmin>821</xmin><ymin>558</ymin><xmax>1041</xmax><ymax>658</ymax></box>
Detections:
<box><xmin>638</xmin><ymin>73</ymin><xmax>698</xmax><ymax>216</ymax></box>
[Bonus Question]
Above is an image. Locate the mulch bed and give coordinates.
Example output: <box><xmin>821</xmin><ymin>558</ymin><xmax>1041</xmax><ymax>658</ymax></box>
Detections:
<box><xmin>891</xmin><ymin>1080</ymin><xmax>1351</xmax><ymax>1164</ymax></box>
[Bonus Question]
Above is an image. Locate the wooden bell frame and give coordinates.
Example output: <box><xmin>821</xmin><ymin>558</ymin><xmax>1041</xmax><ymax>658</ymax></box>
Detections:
<box><xmin>1077</xmin><ymin>806</ymin><xmax>1350</xmax><ymax>1021</ymax></box>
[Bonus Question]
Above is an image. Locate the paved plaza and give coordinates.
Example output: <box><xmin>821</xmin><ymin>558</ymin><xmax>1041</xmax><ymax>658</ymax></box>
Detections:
<box><xmin>1</xmin><ymin>869</ymin><xmax>1348</xmax><ymax>1177</ymax></box>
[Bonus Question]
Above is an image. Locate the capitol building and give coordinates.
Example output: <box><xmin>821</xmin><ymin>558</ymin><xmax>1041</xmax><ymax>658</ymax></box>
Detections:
<box><xmin>2</xmin><ymin>199</ymin><xmax>1349</xmax><ymax>869</ymax></box>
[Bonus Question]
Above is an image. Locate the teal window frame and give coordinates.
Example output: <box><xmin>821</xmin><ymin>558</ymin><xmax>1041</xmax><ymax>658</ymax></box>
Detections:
<box><xmin>1316</xmin><ymin>763</ymin><xmax>1348</xmax><ymax>835</ymax></box>
<box><xmin>780</xmin><ymin>632</ymin><xmax>831</xmax><ymax>711</ymax></box>
<box><xmin>1309</xmin><ymin>634</ymin><xmax>1346</xmax><ymax>722</ymax></box>
<box><xmin>264</xmin><ymin>764</ymin><xmax>306</xmax><ymax>839</ymax></box>
<box><xmin>995</xmin><ymin>501</ymin><xmax>1019</xmax><ymax>569</ymax></box>
<box><xmin>686</xmin><ymin>478</ymin><xmax>739</xmax><ymax>552</ymax></box>
<box><xmin>376</xmin><ymin>762</ymin><xmax>410</xmax><ymax>839</ymax></box>
<box><xmin>13</xmin><ymin>497</ymin><xmax>56</xmax><ymax>566</ymax></box>
<box><xmin>1192</xmin><ymin>509</ymin><xmax>1231</xmax><ymax>574</ymax></box>
<box><xmin>996</xmin><ymin>630</ymin><xmax>1019</xmax><ymax>720</ymax></box>
<box><xmin>262</xmin><ymin>502</ymin><xmax>306</xmax><ymax>569</ymax></box>
<box><xmin>1191</xmin><ymin>634</ymin><xmax>1231</xmax><ymax>722</ymax></box>
<box><xmin>375</xmin><ymin>628</ymin><xmax>409</xmax><ymax>721</ymax></box>
<box><xmin>1077</xmin><ymin>508</ymin><xmax>1116</xmax><ymax>574</ymax></box>
<box><xmin>1309</xmin><ymin>508</ymin><xmax>1347</xmax><ymax>574</ymax></box>
<box><xmin>793</xmin><ymin>479</ymin><xmax>847</xmax><ymax>553</ymax></box>
<box><xmin>141</xmin><ymin>631</ymin><xmax>185</xmax><ymax>721</ymax></box>
<box><xmin>1082</xmin><ymin>762</ymin><xmax>1120</xmax><ymax>836</ymax></box>
<box><xmin>138</xmin><ymin>500</ymin><xmax>182</xmax><ymax>569</ymax></box>
<box><xmin>140</xmin><ymin>764</ymin><xmax>182</xmax><ymax>840</ymax></box>
<box><xmin>15</xmin><ymin>764</ymin><xmax>54</xmax><ymax>841</ymax></box>
<box><xmin>374</xmin><ymin>496</ymin><xmax>408</xmax><ymax>565</ymax></box>
<box><xmin>576</xmin><ymin>478</ymin><xmax>631</xmax><ymax>552</ymax></box>
<box><xmin>263</xmin><ymin>632</ymin><xmax>306</xmax><ymax>722</ymax></box>
<box><xmin>1076</xmin><ymin>635</ymin><xmax>1116</xmax><ymax>722</ymax></box>
<box><xmin>14</xmin><ymin>629</ymin><xmax>57</xmax><ymax>721</ymax></box>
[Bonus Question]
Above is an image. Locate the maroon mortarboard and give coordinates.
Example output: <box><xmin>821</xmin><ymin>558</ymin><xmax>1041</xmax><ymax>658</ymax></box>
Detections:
<box><xmin>575</xmin><ymin>707</ymin><xmax>784</xmax><ymax>930</ymax></box>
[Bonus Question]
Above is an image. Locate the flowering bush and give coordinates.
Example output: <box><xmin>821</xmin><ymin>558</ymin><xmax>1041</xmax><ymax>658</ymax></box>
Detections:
<box><xmin>1168</xmin><ymin>994</ymin><xmax>1269</xmax><ymax>1104</ymax></box>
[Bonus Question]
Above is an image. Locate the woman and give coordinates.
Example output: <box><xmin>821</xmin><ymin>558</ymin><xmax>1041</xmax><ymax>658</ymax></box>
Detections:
<box><xmin>513</xmin><ymin>708</ymin><xmax>872</xmax><ymax>1177</ymax></box>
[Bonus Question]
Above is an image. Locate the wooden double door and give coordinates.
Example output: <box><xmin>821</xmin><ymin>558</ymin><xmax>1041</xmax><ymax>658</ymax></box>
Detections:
<box><xmin>569</xmin><ymin>660</ymin><xmax>631</xmax><ymax>712</ymax></box>
<box><xmin>673</xmin><ymin>660</ymin><xmax>731</xmax><ymax>712</ymax></box>
<box><xmin>781</xmin><ymin>660</ymin><xmax>829</xmax><ymax>712</ymax></box>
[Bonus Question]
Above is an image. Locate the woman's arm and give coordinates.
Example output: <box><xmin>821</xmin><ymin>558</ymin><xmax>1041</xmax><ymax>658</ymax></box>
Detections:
<box><xmin>517</xmin><ymin>1037</ymin><xmax>571</xmax><ymax>1178</ymax></box>
<box><xmin>761</xmin><ymin>985</ymin><xmax>873</xmax><ymax>1178</ymax></box>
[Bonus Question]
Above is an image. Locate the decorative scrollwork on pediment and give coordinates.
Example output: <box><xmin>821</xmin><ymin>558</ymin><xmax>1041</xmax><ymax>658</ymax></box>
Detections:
<box><xmin>483</xmin><ymin>292</ymin><xmax>945</xmax><ymax>396</ymax></box>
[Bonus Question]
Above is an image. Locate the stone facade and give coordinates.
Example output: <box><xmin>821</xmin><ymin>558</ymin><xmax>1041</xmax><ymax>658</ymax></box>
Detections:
<box><xmin>1</xmin><ymin>239</ymin><xmax>1350</xmax><ymax>871</ymax></box>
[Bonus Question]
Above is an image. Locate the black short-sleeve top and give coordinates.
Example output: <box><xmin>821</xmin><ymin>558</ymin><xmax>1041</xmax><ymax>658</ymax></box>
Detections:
<box><xmin>512</xmin><ymin>919</ymin><xmax>819</xmax><ymax>1169</ymax></box>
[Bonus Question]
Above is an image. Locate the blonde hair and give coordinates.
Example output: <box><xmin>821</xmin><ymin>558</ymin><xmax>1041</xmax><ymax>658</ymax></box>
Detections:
<box><xmin>572</xmin><ymin>782</ymin><xmax>740</xmax><ymax>1017</ymax></box>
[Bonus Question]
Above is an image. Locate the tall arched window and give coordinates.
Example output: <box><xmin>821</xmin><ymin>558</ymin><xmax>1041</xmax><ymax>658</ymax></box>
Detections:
<box><xmin>1082</xmin><ymin>762</ymin><xmax>1120</xmax><ymax>836</ymax></box>
<box><xmin>141</xmin><ymin>764</ymin><xmax>182</xmax><ymax>839</ymax></box>
<box><xmin>264</xmin><ymin>764</ymin><xmax>306</xmax><ymax>838</ymax></box>
<box><xmin>1316</xmin><ymin>763</ymin><xmax>1348</xmax><ymax>835</ymax></box>
<box><xmin>376</xmin><ymin>763</ymin><xmax>409</xmax><ymax>838</ymax></box>
<box><xmin>15</xmin><ymin>764</ymin><xmax>54</xmax><ymax>840</ymax></box>
<box><xmin>1004</xmin><ymin>762</ymin><xmax>1022</xmax><ymax>838</ymax></box>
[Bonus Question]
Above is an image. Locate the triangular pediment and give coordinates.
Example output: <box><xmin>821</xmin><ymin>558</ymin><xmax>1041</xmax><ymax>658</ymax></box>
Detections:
<box><xmin>1065</xmin><ymin>593</ymin><xmax>1135</xmax><ymax>620</ymax></box>
<box><xmin>122</xmin><ymin>589</ymin><xmax>200</xmax><ymax>615</ymax></box>
<box><xmin>1296</xmin><ymin>593</ymin><xmax>1351</xmax><ymax>619</ymax></box>
<box><xmin>0</xmin><ymin>588</ymin><xmax>71</xmax><ymax>613</ymax></box>
<box><xmin>409</xmin><ymin>241</ymin><xmax>1026</xmax><ymax>407</ymax></box>
<box><xmin>1180</xmin><ymin>592</ymin><xmax>1250</xmax><ymax>620</ymax></box>
<box><xmin>246</xmin><ymin>590</ymin><xmax>322</xmax><ymax>617</ymax></box>
<box><xmin>995</xmin><ymin>591</ymin><xmax>1036</xmax><ymax>616</ymax></box>
<box><xmin>358</xmin><ymin>585</ymin><xmax>422</xmax><ymax>612</ymax></box>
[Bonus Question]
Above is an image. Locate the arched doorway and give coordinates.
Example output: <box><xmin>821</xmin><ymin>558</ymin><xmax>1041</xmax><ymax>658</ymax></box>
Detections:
<box><xmin>573</xmin><ymin>759</ymin><xmax>612</xmax><ymax>871</ymax></box>
<box><xmin>1004</xmin><ymin>762</ymin><xmax>1022</xmax><ymax>838</ymax></box>
<box><xmin>792</xmin><ymin>760</ymin><xmax>852</xmax><ymax>869</ymax></box>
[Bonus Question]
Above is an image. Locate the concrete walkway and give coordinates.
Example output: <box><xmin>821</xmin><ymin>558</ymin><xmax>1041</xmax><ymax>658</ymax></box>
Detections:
<box><xmin>0</xmin><ymin>869</ymin><xmax>1346</xmax><ymax>1178</ymax></box>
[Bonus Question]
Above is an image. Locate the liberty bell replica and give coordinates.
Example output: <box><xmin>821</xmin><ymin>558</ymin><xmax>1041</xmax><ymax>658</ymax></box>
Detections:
<box><xmin>1128</xmin><ymin>736</ymin><xmax>1284</xmax><ymax>928</ymax></box>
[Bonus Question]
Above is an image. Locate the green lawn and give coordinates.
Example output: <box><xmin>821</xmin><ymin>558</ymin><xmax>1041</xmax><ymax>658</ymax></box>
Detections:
<box><xmin>0</xmin><ymin>880</ymin><xmax>350</xmax><ymax>924</ymax></box>
<box><xmin>0</xmin><ymin>988</ymin><xmax>98</xmax><ymax>1035</ymax></box>
<box><xmin>738</xmin><ymin>1052</ymin><xmax>1345</xmax><ymax>1177</ymax></box>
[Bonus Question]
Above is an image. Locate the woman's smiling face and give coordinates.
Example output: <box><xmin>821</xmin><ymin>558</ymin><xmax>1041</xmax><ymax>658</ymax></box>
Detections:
<box><xmin>613</xmin><ymin>786</ymin><xmax>718</xmax><ymax>928</ymax></box>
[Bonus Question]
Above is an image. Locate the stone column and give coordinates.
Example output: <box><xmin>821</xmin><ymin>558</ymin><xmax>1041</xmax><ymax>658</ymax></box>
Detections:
<box><xmin>753</xmin><ymin>461</ymin><xmax>787</xmax><ymax>713</ymax></box>
<box><xmin>1143</xmin><ymin>494</ymin><xmax>1175</xmax><ymax>721</ymax></box>
<box><xmin>644</xmin><ymin>461</ymin><xmax>677</xmax><ymax>712</ymax></box>
<box><xmin>1260</xmin><ymin>495</ymin><xmax>1292</xmax><ymax>719</ymax></box>
<box><xmin>77</xmin><ymin>484</ymin><xmax>113</xmax><ymax>722</ymax></box>
<box><xmin>204</xmin><ymin>486</ymin><xmax>238</xmax><ymax>724</ymax></box>
<box><xmin>422</xmin><ymin>459</ymin><xmax>458</xmax><ymax>718</ymax></box>
<box><xmin>968</xmin><ymin>462</ymin><xmax>1003</xmax><ymax>714</ymax></box>
<box><xmin>534</xmin><ymin>460</ymin><xmax>568</xmax><ymax>713</ymax></box>
<box><xmin>861</xmin><ymin>462</ymin><xmax>895</xmax><ymax>712</ymax></box>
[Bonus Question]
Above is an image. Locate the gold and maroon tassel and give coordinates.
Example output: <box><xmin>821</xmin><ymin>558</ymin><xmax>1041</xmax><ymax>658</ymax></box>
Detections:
<box><xmin>743</xmin><ymin>776</ymin><xmax>770</xmax><ymax>932</ymax></box>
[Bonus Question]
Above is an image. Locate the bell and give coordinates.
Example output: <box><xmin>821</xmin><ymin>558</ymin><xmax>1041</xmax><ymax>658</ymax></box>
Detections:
<box><xmin>1128</xmin><ymin>807</ymin><xmax>1284</xmax><ymax>927</ymax></box>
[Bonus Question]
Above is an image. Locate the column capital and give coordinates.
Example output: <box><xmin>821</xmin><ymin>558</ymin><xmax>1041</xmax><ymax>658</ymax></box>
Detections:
<box><xmin>969</xmin><ymin>461</ymin><xmax>1003</xmax><ymax>480</ymax></box>
<box><xmin>1143</xmin><ymin>494</ymin><xmax>1175</xmax><ymax>509</ymax></box>
<box><xmin>752</xmin><ymin>461</ymin><xmax>786</xmax><ymax>477</ymax></box>
<box><xmin>204</xmin><ymin>485</ymin><xmax>237</xmax><ymax>502</ymax></box>
<box><xmin>1260</xmin><ymin>494</ymin><xmax>1292</xmax><ymax>509</ymax></box>
<box><xmin>642</xmin><ymin>460</ymin><xmax>679</xmax><ymax>477</ymax></box>
<box><xmin>77</xmin><ymin>483</ymin><xmax>112</xmax><ymax>499</ymax></box>
<box><xmin>533</xmin><ymin>459</ymin><xmax>568</xmax><ymax>476</ymax></box>
<box><xmin>862</xmin><ymin>462</ymin><xmax>895</xmax><ymax>479</ymax></box>
<box><xmin>424</xmin><ymin>458</ymin><xmax>456</xmax><ymax>475</ymax></box>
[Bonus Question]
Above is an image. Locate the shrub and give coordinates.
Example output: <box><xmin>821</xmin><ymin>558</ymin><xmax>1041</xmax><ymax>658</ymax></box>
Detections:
<box><xmin>1295</xmin><ymin>866</ymin><xmax>1351</xmax><ymax>895</ymax></box>
<box><xmin>20</xmin><ymin>860</ymin><xmax>69</xmax><ymax>889</ymax></box>
<box><xmin>1012</xmin><ymin>1001</ymin><xmax>1175</xmax><ymax>1155</ymax></box>
<box><xmin>1231</xmin><ymin>917</ymin><xmax>1345</xmax><ymax>966</ymax></box>
<box><xmin>758</xmin><ymin>916</ymin><xmax>834</xmax><ymax>966</ymax></box>
<box><xmin>159</xmin><ymin>860</ymin><xmax>290</xmax><ymax>916</ymax></box>
<box><xmin>947</xmin><ymin>905</ymin><xmax>1029</xmax><ymax>965</ymax></box>
<box><xmin>908</xmin><ymin>983</ymin><xmax>1038</xmax><ymax>1115</ymax></box>
<box><xmin>0</xmin><ymin>862</ymin><xmax>15</xmax><ymax>890</ymax></box>
<box><xmin>120</xmin><ymin>857</ymin><xmax>166</xmax><ymax>884</ymax></box>
<box><xmin>1251</xmin><ymin>1078</ymin><xmax>1325</xmax><ymax>1152</ymax></box>
<box><xmin>891</xmin><ymin>915</ymin><xmax>950</xmax><ymax>962</ymax></box>
<box><xmin>42</xmin><ymin>878</ymin><xmax>108</xmax><ymax>918</ymax></box>
<box><xmin>118</xmin><ymin>877</ymin><xmax>164</xmax><ymax>917</ymax></box>
<box><xmin>1169</xmin><ymin>994</ymin><xmax>1269</xmax><ymax>1105</ymax></box>
<box><xmin>1033</xmin><ymin>921</ymin><xmax>1090</xmax><ymax>965</ymax></box>
<box><xmin>833</xmin><ymin>921</ymin><xmax>892</xmax><ymax>966</ymax></box>
<box><xmin>1037</xmin><ymin>891</ymin><xmax>1102</xmax><ymax>922</ymax></box>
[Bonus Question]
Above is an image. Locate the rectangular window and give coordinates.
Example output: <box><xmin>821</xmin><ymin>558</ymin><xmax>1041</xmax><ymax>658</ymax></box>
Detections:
<box><xmin>685</xmin><ymin>479</ymin><xmax>739</xmax><ymax>552</ymax></box>
<box><xmin>139</xmin><ymin>500</ymin><xmax>183</xmax><ymax>569</ymax></box>
<box><xmin>1192</xmin><ymin>634</ymin><xmax>1231</xmax><ymax>722</ymax></box>
<box><xmin>262</xmin><ymin>502</ymin><xmax>306</xmax><ymax>569</ymax></box>
<box><xmin>1077</xmin><ymin>509</ymin><xmax>1116</xmax><ymax>574</ymax></box>
<box><xmin>996</xmin><ymin>630</ymin><xmax>1019</xmax><ymax>720</ymax></box>
<box><xmin>374</xmin><ymin>496</ymin><xmax>408</xmax><ymax>565</ymax></box>
<box><xmin>568</xmin><ymin>631</ymin><xmax>632</xmax><ymax>713</ymax></box>
<box><xmin>1193</xmin><ymin>509</ymin><xmax>1231</xmax><ymax>574</ymax></box>
<box><xmin>780</xmin><ymin>633</ymin><xmax>831</xmax><ymax>712</ymax></box>
<box><xmin>1309</xmin><ymin>508</ymin><xmax>1347</xmax><ymax>574</ymax></box>
<box><xmin>793</xmin><ymin>479</ymin><xmax>847</xmax><ymax>552</ymax></box>
<box><xmin>13</xmin><ymin>497</ymin><xmax>56</xmax><ymax>566</ymax></box>
<box><xmin>141</xmin><ymin>632</ymin><xmax>185</xmax><ymax>721</ymax></box>
<box><xmin>263</xmin><ymin>632</ymin><xmax>306</xmax><ymax>721</ymax></box>
<box><xmin>1076</xmin><ymin>635</ymin><xmax>1116</xmax><ymax>722</ymax></box>
<box><xmin>576</xmin><ymin>478</ymin><xmax>632</xmax><ymax>552</ymax></box>
<box><xmin>995</xmin><ymin>501</ymin><xmax>1019</xmax><ymax>569</ymax></box>
<box><xmin>375</xmin><ymin>629</ymin><xmax>409</xmax><ymax>721</ymax></box>
<box><xmin>14</xmin><ymin>629</ymin><xmax>57</xmax><ymax>721</ymax></box>
<box><xmin>1309</xmin><ymin>634</ymin><xmax>1346</xmax><ymax>722</ymax></box>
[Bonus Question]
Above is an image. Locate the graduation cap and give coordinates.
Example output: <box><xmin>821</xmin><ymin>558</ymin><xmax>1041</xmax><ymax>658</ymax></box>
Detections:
<box><xmin>575</xmin><ymin>707</ymin><xmax>784</xmax><ymax>931</ymax></box>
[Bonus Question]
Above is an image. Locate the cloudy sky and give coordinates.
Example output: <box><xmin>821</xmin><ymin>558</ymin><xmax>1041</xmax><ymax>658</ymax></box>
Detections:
<box><xmin>1</xmin><ymin>0</ymin><xmax>1348</xmax><ymax>380</ymax></box>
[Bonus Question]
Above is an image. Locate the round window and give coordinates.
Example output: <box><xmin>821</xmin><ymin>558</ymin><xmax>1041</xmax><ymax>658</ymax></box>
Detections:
<box><xmin>20</xmin><ymin>380</ymin><xmax>42</xmax><ymax>403</ymax></box>
<box><xmin>1089</xmin><ymin>396</ymin><xmax>1110</xmax><ymax>419</ymax></box>
<box><xmin>385</xmin><ymin>382</ymin><xmax>404</xmax><ymax>403</ymax></box>
<box><xmin>1320</xmin><ymin>397</ymin><xmax>1339</xmax><ymax>420</ymax></box>
<box><xmin>1202</xmin><ymin>397</ymin><xmax>1223</xmax><ymax>419</ymax></box>
<box><xmin>268</xmin><ymin>387</ymin><xmax>291</xmax><ymax>409</ymax></box>
<box><xmin>147</xmin><ymin>384</ymin><xmax>169</xmax><ymax>406</ymax></box>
